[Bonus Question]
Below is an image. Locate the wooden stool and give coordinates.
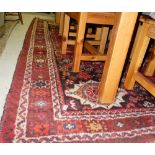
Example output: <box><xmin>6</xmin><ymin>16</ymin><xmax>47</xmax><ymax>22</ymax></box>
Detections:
<box><xmin>62</xmin><ymin>12</ymin><xmax>115</xmax><ymax>72</ymax></box>
<box><xmin>65</xmin><ymin>24</ymin><xmax>110</xmax><ymax>53</ymax></box>
<box><xmin>58</xmin><ymin>12</ymin><xmax>108</xmax><ymax>48</ymax></box>
<box><xmin>124</xmin><ymin>16</ymin><xmax>155</xmax><ymax>97</ymax></box>
<box><xmin>56</xmin><ymin>12</ymin><xmax>82</xmax><ymax>35</ymax></box>
<box><xmin>4</xmin><ymin>12</ymin><xmax>23</xmax><ymax>24</ymax></box>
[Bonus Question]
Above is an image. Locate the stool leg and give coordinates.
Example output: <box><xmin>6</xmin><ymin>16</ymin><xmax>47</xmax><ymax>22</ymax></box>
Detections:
<box><xmin>87</xmin><ymin>27</ymin><xmax>93</xmax><ymax>34</ymax></box>
<box><xmin>55</xmin><ymin>12</ymin><xmax>61</xmax><ymax>25</ymax></box>
<box><xmin>62</xmin><ymin>14</ymin><xmax>70</xmax><ymax>55</ymax></box>
<box><xmin>98</xmin><ymin>27</ymin><xmax>109</xmax><ymax>54</ymax></box>
<box><xmin>59</xmin><ymin>13</ymin><xmax>65</xmax><ymax>35</ymax></box>
<box><xmin>129</xmin><ymin>23</ymin><xmax>142</xmax><ymax>60</ymax></box>
<box><xmin>95</xmin><ymin>28</ymin><xmax>102</xmax><ymax>40</ymax></box>
<box><xmin>72</xmin><ymin>13</ymin><xmax>87</xmax><ymax>72</ymax></box>
<box><xmin>18</xmin><ymin>12</ymin><xmax>23</xmax><ymax>24</ymax></box>
<box><xmin>124</xmin><ymin>22</ymin><xmax>150</xmax><ymax>89</ymax></box>
<box><xmin>144</xmin><ymin>48</ymin><xmax>155</xmax><ymax>76</ymax></box>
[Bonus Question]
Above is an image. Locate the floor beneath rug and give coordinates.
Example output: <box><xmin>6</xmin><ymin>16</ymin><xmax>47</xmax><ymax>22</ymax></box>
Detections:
<box><xmin>0</xmin><ymin>13</ymin><xmax>55</xmax><ymax>119</ymax></box>
<box><xmin>0</xmin><ymin>21</ymin><xmax>18</xmax><ymax>55</ymax></box>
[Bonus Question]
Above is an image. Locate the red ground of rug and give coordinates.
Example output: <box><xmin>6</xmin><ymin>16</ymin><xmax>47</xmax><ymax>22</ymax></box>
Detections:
<box><xmin>0</xmin><ymin>18</ymin><xmax>155</xmax><ymax>143</ymax></box>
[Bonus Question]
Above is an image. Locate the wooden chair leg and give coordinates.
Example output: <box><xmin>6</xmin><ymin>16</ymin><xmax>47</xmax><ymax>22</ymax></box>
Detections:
<box><xmin>98</xmin><ymin>27</ymin><xmax>109</xmax><ymax>54</ymax></box>
<box><xmin>18</xmin><ymin>12</ymin><xmax>23</xmax><ymax>24</ymax></box>
<box><xmin>72</xmin><ymin>13</ymin><xmax>87</xmax><ymax>72</ymax></box>
<box><xmin>144</xmin><ymin>48</ymin><xmax>155</xmax><ymax>76</ymax></box>
<box><xmin>61</xmin><ymin>14</ymin><xmax>70</xmax><ymax>55</ymax></box>
<box><xmin>124</xmin><ymin>22</ymin><xmax>150</xmax><ymax>90</ymax></box>
<box><xmin>98</xmin><ymin>13</ymin><xmax>138</xmax><ymax>104</ymax></box>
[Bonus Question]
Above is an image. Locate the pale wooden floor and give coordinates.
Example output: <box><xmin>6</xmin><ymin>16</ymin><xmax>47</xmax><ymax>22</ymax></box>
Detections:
<box><xmin>0</xmin><ymin>13</ymin><xmax>55</xmax><ymax>119</ymax></box>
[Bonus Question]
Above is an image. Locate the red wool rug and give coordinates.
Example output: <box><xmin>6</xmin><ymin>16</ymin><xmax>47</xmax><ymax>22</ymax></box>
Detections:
<box><xmin>0</xmin><ymin>18</ymin><xmax>155</xmax><ymax>143</ymax></box>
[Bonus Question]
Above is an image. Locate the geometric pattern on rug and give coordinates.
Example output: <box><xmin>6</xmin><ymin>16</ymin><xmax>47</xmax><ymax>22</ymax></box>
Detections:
<box><xmin>0</xmin><ymin>18</ymin><xmax>155</xmax><ymax>143</ymax></box>
<box><xmin>65</xmin><ymin>80</ymin><xmax>128</xmax><ymax>109</ymax></box>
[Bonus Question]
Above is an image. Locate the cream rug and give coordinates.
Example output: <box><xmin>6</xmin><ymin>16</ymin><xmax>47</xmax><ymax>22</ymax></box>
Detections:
<box><xmin>0</xmin><ymin>21</ymin><xmax>18</xmax><ymax>55</ymax></box>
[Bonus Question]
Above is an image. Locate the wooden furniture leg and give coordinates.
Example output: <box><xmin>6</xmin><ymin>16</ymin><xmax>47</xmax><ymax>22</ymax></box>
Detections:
<box><xmin>55</xmin><ymin>12</ymin><xmax>61</xmax><ymax>25</ymax></box>
<box><xmin>98</xmin><ymin>27</ymin><xmax>109</xmax><ymax>54</ymax></box>
<box><xmin>62</xmin><ymin>14</ymin><xmax>70</xmax><ymax>55</ymax></box>
<box><xmin>98</xmin><ymin>12</ymin><xmax>138</xmax><ymax>104</ymax></box>
<box><xmin>72</xmin><ymin>13</ymin><xmax>87</xmax><ymax>72</ymax></box>
<box><xmin>95</xmin><ymin>28</ymin><xmax>102</xmax><ymax>40</ymax></box>
<box><xmin>124</xmin><ymin>22</ymin><xmax>150</xmax><ymax>89</ymax></box>
<box><xmin>144</xmin><ymin>45</ymin><xmax>155</xmax><ymax>76</ymax></box>
<box><xmin>18</xmin><ymin>12</ymin><xmax>23</xmax><ymax>24</ymax></box>
<box><xmin>129</xmin><ymin>23</ymin><xmax>142</xmax><ymax>60</ymax></box>
<box><xmin>59</xmin><ymin>13</ymin><xmax>65</xmax><ymax>35</ymax></box>
<box><xmin>94</xmin><ymin>27</ymin><xmax>110</xmax><ymax>53</ymax></box>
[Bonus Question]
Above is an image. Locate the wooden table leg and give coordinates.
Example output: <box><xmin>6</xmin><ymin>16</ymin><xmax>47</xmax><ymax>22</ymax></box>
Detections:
<box><xmin>72</xmin><ymin>13</ymin><xmax>87</xmax><ymax>72</ymax></box>
<box><xmin>62</xmin><ymin>14</ymin><xmax>70</xmax><ymax>55</ymax></box>
<box><xmin>98</xmin><ymin>12</ymin><xmax>138</xmax><ymax>104</ymax></box>
<box><xmin>124</xmin><ymin>22</ymin><xmax>150</xmax><ymax>89</ymax></box>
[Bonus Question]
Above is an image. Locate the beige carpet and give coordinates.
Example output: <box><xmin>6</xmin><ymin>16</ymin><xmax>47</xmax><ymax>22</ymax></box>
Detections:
<box><xmin>0</xmin><ymin>21</ymin><xmax>18</xmax><ymax>55</ymax></box>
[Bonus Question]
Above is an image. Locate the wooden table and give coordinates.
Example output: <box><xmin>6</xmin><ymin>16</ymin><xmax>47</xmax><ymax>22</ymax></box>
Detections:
<box><xmin>63</xmin><ymin>12</ymin><xmax>138</xmax><ymax>105</ymax></box>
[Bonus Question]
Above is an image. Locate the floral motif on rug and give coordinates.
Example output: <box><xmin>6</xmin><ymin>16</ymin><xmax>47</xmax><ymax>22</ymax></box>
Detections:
<box><xmin>0</xmin><ymin>18</ymin><xmax>155</xmax><ymax>143</ymax></box>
